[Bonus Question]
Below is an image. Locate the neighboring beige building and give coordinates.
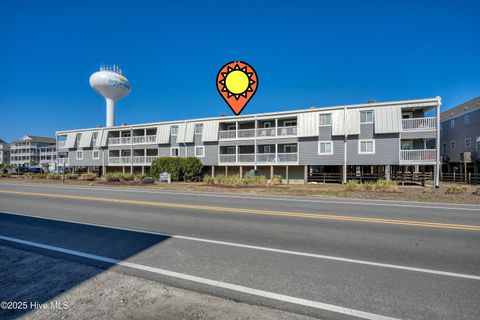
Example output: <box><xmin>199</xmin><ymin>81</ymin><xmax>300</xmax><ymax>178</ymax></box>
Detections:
<box><xmin>10</xmin><ymin>135</ymin><xmax>56</xmax><ymax>167</ymax></box>
<box><xmin>0</xmin><ymin>139</ymin><xmax>10</xmax><ymax>165</ymax></box>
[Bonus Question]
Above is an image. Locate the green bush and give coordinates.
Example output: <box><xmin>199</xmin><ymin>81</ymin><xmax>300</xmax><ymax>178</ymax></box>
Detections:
<box><xmin>271</xmin><ymin>175</ymin><xmax>283</xmax><ymax>185</ymax></box>
<box><xmin>47</xmin><ymin>173</ymin><xmax>61</xmax><ymax>180</ymax></box>
<box><xmin>204</xmin><ymin>175</ymin><xmax>268</xmax><ymax>187</ymax></box>
<box><xmin>118</xmin><ymin>173</ymin><xmax>135</xmax><ymax>181</ymax></box>
<box><xmin>0</xmin><ymin>173</ymin><xmax>11</xmax><ymax>178</ymax></box>
<box><xmin>445</xmin><ymin>184</ymin><xmax>468</xmax><ymax>194</ymax></box>
<box><xmin>345</xmin><ymin>180</ymin><xmax>358</xmax><ymax>191</ymax></box>
<box><xmin>133</xmin><ymin>174</ymin><xmax>145</xmax><ymax>181</ymax></box>
<box><xmin>78</xmin><ymin>173</ymin><xmax>97</xmax><ymax>181</ymax></box>
<box><xmin>150</xmin><ymin>157</ymin><xmax>203</xmax><ymax>182</ymax></box>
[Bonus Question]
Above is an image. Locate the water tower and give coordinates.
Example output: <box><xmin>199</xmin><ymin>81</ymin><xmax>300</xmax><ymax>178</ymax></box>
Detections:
<box><xmin>90</xmin><ymin>65</ymin><xmax>131</xmax><ymax>127</ymax></box>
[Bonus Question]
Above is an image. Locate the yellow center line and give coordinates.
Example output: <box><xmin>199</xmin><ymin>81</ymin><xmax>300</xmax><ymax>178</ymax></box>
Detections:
<box><xmin>1</xmin><ymin>189</ymin><xmax>479</xmax><ymax>231</ymax></box>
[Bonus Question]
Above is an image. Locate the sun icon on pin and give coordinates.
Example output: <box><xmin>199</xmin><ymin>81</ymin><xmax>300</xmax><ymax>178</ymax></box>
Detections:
<box><xmin>216</xmin><ymin>61</ymin><xmax>258</xmax><ymax>115</ymax></box>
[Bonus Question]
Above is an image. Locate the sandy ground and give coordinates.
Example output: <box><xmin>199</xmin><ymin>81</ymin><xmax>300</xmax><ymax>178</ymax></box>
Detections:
<box><xmin>2</xmin><ymin>177</ymin><xmax>480</xmax><ymax>204</ymax></box>
<box><xmin>0</xmin><ymin>244</ymin><xmax>315</xmax><ymax>320</ymax></box>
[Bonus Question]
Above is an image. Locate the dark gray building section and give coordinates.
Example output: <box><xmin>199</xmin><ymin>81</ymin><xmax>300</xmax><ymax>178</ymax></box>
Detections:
<box><xmin>440</xmin><ymin>97</ymin><xmax>480</xmax><ymax>173</ymax></box>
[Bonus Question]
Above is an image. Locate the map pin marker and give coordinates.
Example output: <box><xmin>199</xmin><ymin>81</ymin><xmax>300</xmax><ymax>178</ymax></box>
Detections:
<box><xmin>216</xmin><ymin>61</ymin><xmax>258</xmax><ymax>115</ymax></box>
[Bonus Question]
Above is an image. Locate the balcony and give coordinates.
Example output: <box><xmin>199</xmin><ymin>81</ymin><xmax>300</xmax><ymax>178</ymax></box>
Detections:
<box><xmin>218</xmin><ymin>153</ymin><xmax>298</xmax><ymax>164</ymax></box>
<box><xmin>132</xmin><ymin>135</ymin><xmax>157</xmax><ymax>144</ymax></box>
<box><xmin>400</xmin><ymin>149</ymin><xmax>436</xmax><ymax>164</ymax></box>
<box><xmin>109</xmin><ymin>155</ymin><xmax>157</xmax><ymax>165</ymax></box>
<box><xmin>402</xmin><ymin>117</ymin><xmax>436</xmax><ymax>131</ymax></box>
<box><xmin>218</xmin><ymin>126</ymin><xmax>297</xmax><ymax>140</ymax></box>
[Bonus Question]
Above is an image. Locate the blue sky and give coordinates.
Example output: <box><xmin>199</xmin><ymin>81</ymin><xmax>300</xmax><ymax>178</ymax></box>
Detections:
<box><xmin>0</xmin><ymin>0</ymin><xmax>479</xmax><ymax>142</ymax></box>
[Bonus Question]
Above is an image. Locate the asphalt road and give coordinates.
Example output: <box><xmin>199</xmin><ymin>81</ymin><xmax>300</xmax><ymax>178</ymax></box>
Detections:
<box><xmin>0</xmin><ymin>182</ymin><xmax>479</xmax><ymax>319</ymax></box>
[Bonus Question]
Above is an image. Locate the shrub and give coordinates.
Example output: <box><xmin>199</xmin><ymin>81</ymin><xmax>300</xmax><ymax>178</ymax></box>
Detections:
<box><xmin>150</xmin><ymin>157</ymin><xmax>203</xmax><ymax>182</ymax></box>
<box><xmin>476</xmin><ymin>186</ymin><xmax>480</xmax><ymax>195</ymax></box>
<box><xmin>363</xmin><ymin>181</ymin><xmax>374</xmax><ymax>191</ymax></box>
<box><xmin>445</xmin><ymin>184</ymin><xmax>468</xmax><ymax>194</ymax></box>
<box><xmin>374</xmin><ymin>180</ymin><xmax>398</xmax><ymax>192</ymax></box>
<box><xmin>34</xmin><ymin>173</ymin><xmax>47</xmax><ymax>179</ymax></box>
<box><xmin>104</xmin><ymin>174</ymin><xmax>120</xmax><ymax>183</ymax></box>
<box><xmin>47</xmin><ymin>173</ymin><xmax>61</xmax><ymax>180</ymax></box>
<box><xmin>24</xmin><ymin>172</ymin><xmax>33</xmax><ymax>179</ymax></box>
<box><xmin>0</xmin><ymin>173</ymin><xmax>11</xmax><ymax>178</ymax></box>
<box><xmin>133</xmin><ymin>174</ymin><xmax>145</xmax><ymax>181</ymax></box>
<box><xmin>78</xmin><ymin>173</ymin><xmax>97</xmax><ymax>181</ymax></box>
<box><xmin>203</xmin><ymin>175</ymin><xmax>215</xmax><ymax>184</ymax></box>
<box><xmin>345</xmin><ymin>180</ymin><xmax>358</xmax><ymax>191</ymax></box>
<box><xmin>119</xmin><ymin>173</ymin><xmax>135</xmax><ymax>181</ymax></box>
<box><xmin>271</xmin><ymin>175</ymin><xmax>283</xmax><ymax>185</ymax></box>
<box><xmin>141</xmin><ymin>177</ymin><xmax>155</xmax><ymax>184</ymax></box>
<box><xmin>66</xmin><ymin>173</ymin><xmax>78</xmax><ymax>180</ymax></box>
<box><xmin>245</xmin><ymin>175</ymin><xmax>268</xmax><ymax>186</ymax></box>
<box><xmin>183</xmin><ymin>157</ymin><xmax>203</xmax><ymax>181</ymax></box>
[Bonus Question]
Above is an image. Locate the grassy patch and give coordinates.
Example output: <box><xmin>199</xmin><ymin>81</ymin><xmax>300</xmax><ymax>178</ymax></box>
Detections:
<box><xmin>445</xmin><ymin>184</ymin><xmax>469</xmax><ymax>194</ymax></box>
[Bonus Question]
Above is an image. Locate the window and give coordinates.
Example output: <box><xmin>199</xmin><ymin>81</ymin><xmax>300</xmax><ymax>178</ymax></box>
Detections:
<box><xmin>284</xmin><ymin>144</ymin><xmax>297</xmax><ymax>153</ymax></box>
<box><xmin>465</xmin><ymin>115</ymin><xmax>470</xmax><ymax>125</ymax></box>
<box><xmin>442</xmin><ymin>143</ymin><xmax>447</xmax><ymax>155</ymax></box>
<box><xmin>263</xmin><ymin>122</ymin><xmax>272</xmax><ymax>128</ymax></box>
<box><xmin>195</xmin><ymin>146</ymin><xmax>205</xmax><ymax>157</ymax></box>
<box><xmin>465</xmin><ymin>138</ymin><xmax>471</xmax><ymax>148</ymax></box>
<box><xmin>227</xmin><ymin>124</ymin><xmax>236</xmax><ymax>131</ymax></box>
<box><xmin>450</xmin><ymin>119</ymin><xmax>455</xmax><ymax>128</ymax></box>
<box><xmin>284</xmin><ymin>120</ymin><xmax>297</xmax><ymax>127</ymax></box>
<box><xmin>450</xmin><ymin>141</ymin><xmax>455</xmax><ymax>149</ymax></box>
<box><xmin>76</xmin><ymin>150</ymin><xmax>83</xmax><ymax>160</ymax></box>
<box><xmin>76</xmin><ymin>133</ymin><xmax>82</xmax><ymax>143</ymax></box>
<box><xmin>92</xmin><ymin>150</ymin><xmax>100</xmax><ymax>160</ymax></box>
<box><xmin>360</xmin><ymin>111</ymin><xmax>374</xmax><ymax>124</ymax></box>
<box><xmin>171</xmin><ymin>125</ymin><xmax>179</xmax><ymax>136</ymax></box>
<box><xmin>318</xmin><ymin>141</ymin><xmax>333</xmax><ymax>155</ymax></box>
<box><xmin>264</xmin><ymin>146</ymin><xmax>272</xmax><ymax>154</ymax></box>
<box><xmin>195</xmin><ymin>123</ymin><xmax>203</xmax><ymax>134</ymax></box>
<box><xmin>319</xmin><ymin>113</ymin><xmax>332</xmax><ymax>126</ymax></box>
<box><xmin>171</xmin><ymin>147</ymin><xmax>179</xmax><ymax>157</ymax></box>
<box><xmin>359</xmin><ymin>140</ymin><xmax>375</xmax><ymax>154</ymax></box>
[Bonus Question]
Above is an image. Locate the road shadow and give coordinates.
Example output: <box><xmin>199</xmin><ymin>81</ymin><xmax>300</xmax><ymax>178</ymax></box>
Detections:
<box><xmin>0</xmin><ymin>212</ymin><xmax>170</xmax><ymax>319</ymax></box>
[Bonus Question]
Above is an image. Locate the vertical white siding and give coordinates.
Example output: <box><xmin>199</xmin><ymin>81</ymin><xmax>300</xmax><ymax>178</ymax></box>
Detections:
<box><xmin>297</xmin><ymin>112</ymin><xmax>319</xmax><ymax>137</ymax></box>
<box><xmin>331</xmin><ymin>110</ymin><xmax>346</xmax><ymax>136</ymax></box>
<box><xmin>374</xmin><ymin>105</ymin><xmax>401</xmax><ymax>133</ymax></box>
<box><xmin>79</xmin><ymin>131</ymin><xmax>93</xmax><ymax>148</ymax></box>
<box><xmin>64</xmin><ymin>133</ymin><xmax>77</xmax><ymax>148</ymax></box>
<box><xmin>156</xmin><ymin>124</ymin><xmax>171</xmax><ymax>144</ymax></box>
<box><xmin>202</xmin><ymin>121</ymin><xmax>219</xmax><ymax>142</ymax></box>
<box><xmin>100</xmin><ymin>130</ymin><xmax>109</xmax><ymax>146</ymax></box>
<box><xmin>94</xmin><ymin>130</ymin><xmax>104</xmax><ymax>148</ymax></box>
<box><xmin>174</xmin><ymin>123</ymin><xmax>187</xmax><ymax>143</ymax></box>
<box><xmin>346</xmin><ymin>109</ymin><xmax>360</xmax><ymax>135</ymax></box>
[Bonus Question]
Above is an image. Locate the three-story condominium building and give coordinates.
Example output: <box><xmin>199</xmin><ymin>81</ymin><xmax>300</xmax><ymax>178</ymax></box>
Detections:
<box><xmin>10</xmin><ymin>135</ymin><xmax>56</xmax><ymax>167</ymax></box>
<box><xmin>0</xmin><ymin>139</ymin><xmax>10</xmax><ymax>165</ymax></box>
<box><xmin>56</xmin><ymin>97</ymin><xmax>442</xmax><ymax>186</ymax></box>
<box><xmin>440</xmin><ymin>96</ymin><xmax>480</xmax><ymax>175</ymax></box>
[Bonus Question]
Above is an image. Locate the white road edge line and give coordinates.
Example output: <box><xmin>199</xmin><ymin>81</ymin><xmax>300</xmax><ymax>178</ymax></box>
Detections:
<box><xmin>1</xmin><ymin>182</ymin><xmax>479</xmax><ymax>211</ymax></box>
<box><xmin>2</xmin><ymin>210</ymin><xmax>479</xmax><ymax>281</ymax></box>
<box><xmin>0</xmin><ymin>234</ymin><xmax>399</xmax><ymax>320</ymax></box>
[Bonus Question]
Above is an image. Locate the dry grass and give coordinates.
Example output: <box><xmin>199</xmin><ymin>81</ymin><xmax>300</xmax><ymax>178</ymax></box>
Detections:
<box><xmin>1</xmin><ymin>176</ymin><xmax>479</xmax><ymax>205</ymax></box>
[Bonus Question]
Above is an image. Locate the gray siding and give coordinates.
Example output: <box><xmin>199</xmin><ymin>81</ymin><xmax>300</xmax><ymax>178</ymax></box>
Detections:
<box><xmin>68</xmin><ymin>149</ymin><xmax>104</xmax><ymax>166</ymax></box>
<box><xmin>441</xmin><ymin>108</ymin><xmax>480</xmax><ymax>162</ymax></box>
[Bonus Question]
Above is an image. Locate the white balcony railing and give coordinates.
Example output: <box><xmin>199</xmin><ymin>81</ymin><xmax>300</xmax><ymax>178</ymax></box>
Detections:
<box><xmin>219</xmin><ymin>154</ymin><xmax>237</xmax><ymax>163</ymax></box>
<box><xmin>277</xmin><ymin>126</ymin><xmax>297</xmax><ymax>136</ymax></box>
<box><xmin>257</xmin><ymin>128</ymin><xmax>276</xmax><ymax>138</ymax></box>
<box><xmin>237</xmin><ymin>154</ymin><xmax>255</xmax><ymax>163</ymax></box>
<box><xmin>132</xmin><ymin>135</ymin><xmax>157</xmax><ymax>144</ymax></box>
<box><xmin>402</xmin><ymin>117</ymin><xmax>436</xmax><ymax>131</ymax></box>
<box><xmin>110</xmin><ymin>155</ymin><xmax>157</xmax><ymax>165</ymax></box>
<box><xmin>277</xmin><ymin>153</ymin><xmax>298</xmax><ymax>162</ymax></box>
<box><xmin>219</xmin><ymin>126</ymin><xmax>297</xmax><ymax>140</ymax></box>
<box><xmin>257</xmin><ymin>153</ymin><xmax>276</xmax><ymax>163</ymax></box>
<box><xmin>108</xmin><ymin>137</ymin><xmax>132</xmax><ymax>145</ymax></box>
<box><xmin>400</xmin><ymin>149</ymin><xmax>436</xmax><ymax>163</ymax></box>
